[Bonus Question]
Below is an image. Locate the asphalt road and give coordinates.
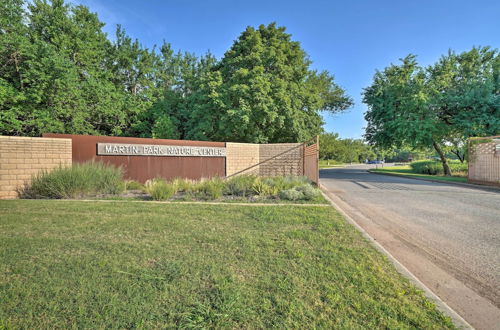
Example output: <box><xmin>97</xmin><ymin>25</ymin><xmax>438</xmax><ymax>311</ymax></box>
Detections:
<box><xmin>320</xmin><ymin>165</ymin><xmax>500</xmax><ymax>329</ymax></box>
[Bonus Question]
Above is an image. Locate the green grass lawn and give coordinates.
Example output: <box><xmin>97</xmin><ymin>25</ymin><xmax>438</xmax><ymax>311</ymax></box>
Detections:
<box><xmin>370</xmin><ymin>165</ymin><xmax>468</xmax><ymax>183</ymax></box>
<box><xmin>0</xmin><ymin>200</ymin><xmax>454</xmax><ymax>328</ymax></box>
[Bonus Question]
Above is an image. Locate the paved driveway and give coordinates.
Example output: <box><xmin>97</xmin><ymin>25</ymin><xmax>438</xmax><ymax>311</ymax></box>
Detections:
<box><xmin>320</xmin><ymin>165</ymin><xmax>500</xmax><ymax>329</ymax></box>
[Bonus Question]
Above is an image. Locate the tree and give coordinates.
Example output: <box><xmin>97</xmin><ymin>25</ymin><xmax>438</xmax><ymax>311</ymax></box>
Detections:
<box><xmin>1</xmin><ymin>0</ymin><xmax>127</xmax><ymax>136</ymax></box>
<box><xmin>185</xmin><ymin>23</ymin><xmax>352</xmax><ymax>143</ymax></box>
<box><xmin>319</xmin><ymin>132</ymin><xmax>375</xmax><ymax>163</ymax></box>
<box><xmin>363</xmin><ymin>48</ymin><xmax>499</xmax><ymax>176</ymax></box>
<box><xmin>151</xmin><ymin>114</ymin><xmax>179</xmax><ymax>139</ymax></box>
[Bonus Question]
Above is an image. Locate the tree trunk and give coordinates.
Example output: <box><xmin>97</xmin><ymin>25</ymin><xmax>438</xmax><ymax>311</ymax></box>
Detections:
<box><xmin>433</xmin><ymin>141</ymin><xmax>452</xmax><ymax>176</ymax></box>
<box><xmin>451</xmin><ymin>149</ymin><xmax>465</xmax><ymax>163</ymax></box>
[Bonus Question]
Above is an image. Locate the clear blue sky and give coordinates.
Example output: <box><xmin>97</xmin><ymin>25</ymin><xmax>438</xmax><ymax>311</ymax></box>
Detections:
<box><xmin>72</xmin><ymin>0</ymin><xmax>499</xmax><ymax>139</ymax></box>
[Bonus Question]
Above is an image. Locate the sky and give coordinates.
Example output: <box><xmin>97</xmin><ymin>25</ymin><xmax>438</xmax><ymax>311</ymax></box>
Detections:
<box><xmin>71</xmin><ymin>0</ymin><xmax>500</xmax><ymax>139</ymax></box>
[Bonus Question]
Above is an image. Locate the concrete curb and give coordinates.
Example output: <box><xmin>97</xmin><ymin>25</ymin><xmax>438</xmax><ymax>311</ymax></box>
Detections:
<box><xmin>368</xmin><ymin>170</ymin><xmax>500</xmax><ymax>193</ymax></box>
<box><xmin>318</xmin><ymin>184</ymin><xmax>473</xmax><ymax>330</ymax></box>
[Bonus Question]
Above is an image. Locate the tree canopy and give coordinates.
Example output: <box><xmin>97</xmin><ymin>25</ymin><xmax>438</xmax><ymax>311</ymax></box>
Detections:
<box><xmin>0</xmin><ymin>1</ymin><xmax>352</xmax><ymax>143</ymax></box>
<box><xmin>319</xmin><ymin>132</ymin><xmax>375</xmax><ymax>163</ymax></box>
<box><xmin>186</xmin><ymin>24</ymin><xmax>353</xmax><ymax>143</ymax></box>
<box><xmin>363</xmin><ymin>47</ymin><xmax>499</xmax><ymax>175</ymax></box>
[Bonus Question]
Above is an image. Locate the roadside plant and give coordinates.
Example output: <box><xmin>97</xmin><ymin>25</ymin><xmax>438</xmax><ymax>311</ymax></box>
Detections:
<box><xmin>296</xmin><ymin>184</ymin><xmax>320</xmax><ymax>200</ymax></box>
<box><xmin>279</xmin><ymin>188</ymin><xmax>304</xmax><ymax>201</ymax></box>
<box><xmin>198</xmin><ymin>178</ymin><xmax>225</xmax><ymax>200</ymax></box>
<box><xmin>224</xmin><ymin>175</ymin><xmax>258</xmax><ymax>196</ymax></box>
<box><xmin>124</xmin><ymin>180</ymin><xmax>144</xmax><ymax>190</ymax></box>
<box><xmin>19</xmin><ymin>162</ymin><xmax>124</xmax><ymax>199</ymax></box>
<box><xmin>147</xmin><ymin>179</ymin><xmax>176</xmax><ymax>201</ymax></box>
<box><xmin>410</xmin><ymin>160</ymin><xmax>467</xmax><ymax>176</ymax></box>
<box><xmin>172</xmin><ymin>178</ymin><xmax>194</xmax><ymax>192</ymax></box>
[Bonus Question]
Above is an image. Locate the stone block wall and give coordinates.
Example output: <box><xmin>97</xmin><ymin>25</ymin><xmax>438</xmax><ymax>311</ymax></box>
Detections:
<box><xmin>226</xmin><ymin>142</ymin><xmax>303</xmax><ymax>177</ymax></box>
<box><xmin>468</xmin><ymin>139</ymin><xmax>500</xmax><ymax>186</ymax></box>
<box><xmin>259</xmin><ymin>143</ymin><xmax>303</xmax><ymax>176</ymax></box>
<box><xmin>226</xmin><ymin>143</ymin><xmax>260</xmax><ymax>176</ymax></box>
<box><xmin>0</xmin><ymin>136</ymin><xmax>72</xmax><ymax>199</ymax></box>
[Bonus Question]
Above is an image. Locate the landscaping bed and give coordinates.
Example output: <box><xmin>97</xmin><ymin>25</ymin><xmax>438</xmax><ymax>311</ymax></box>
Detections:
<box><xmin>0</xmin><ymin>200</ymin><xmax>454</xmax><ymax>328</ymax></box>
<box><xmin>18</xmin><ymin>162</ymin><xmax>326</xmax><ymax>204</ymax></box>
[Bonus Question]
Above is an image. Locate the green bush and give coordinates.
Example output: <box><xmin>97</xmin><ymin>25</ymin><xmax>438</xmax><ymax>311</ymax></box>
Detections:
<box><xmin>147</xmin><ymin>179</ymin><xmax>176</xmax><ymax>201</ymax></box>
<box><xmin>252</xmin><ymin>177</ymin><xmax>266</xmax><ymax>196</ymax></box>
<box><xmin>124</xmin><ymin>180</ymin><xmax>144</xmax><ymax>190</ymax></box>
<box><xmin>224</xmin><ymin>175</ymin><xmax>257</xmax><ymax>196</ymax></box>
<box><xmin>197</xmin><ymin>178</ymin><xmax>225</xmax><ymax>200</ymax></box>
<box><xmin>410</xmin><ymin>160</ymin><xmax>468</xmax><ymax>175</ymax></box>
<box><xmin>279</xmin><ymin>188</ymin><xmax>304</xmax><ymax>201</ymax></box>
<box><xmin>296</xmin><ymin>184</ymin><xmax>320</xmax><ymax>200</ymax></box>
<box><xmin>171</xmin><ymin>177</ymin><xmax>194</xmax><ymax>192</ymax></box>
<box><xmin>19</xmin><ymin>162</ymin><xmax>124</xmax><ymax>199</ymax></box>
<box><xmin>260</xmin><ymin>176</ymin><xmax>310</xmax><ymax>192</ymax></box>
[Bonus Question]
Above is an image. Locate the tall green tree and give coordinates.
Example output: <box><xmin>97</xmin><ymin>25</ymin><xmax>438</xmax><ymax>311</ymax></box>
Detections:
<box><xmin>186</xmin><ymin>23</ymin><xmax>352</xmax><ymax>143</ymax></box>
<box><xmin>1</xmin><ymin>0</ymin><xmax>126</xmax><ymax>136</ymax></box>
<box><xmin>363</xmin><ymin>47</ymin><xmax>499</xmax><ymax>176</ymax></box>
<box><xmin>319</xmin><ymin>132</ymin><xmax>375</xmax><ymax>163</ymax></box>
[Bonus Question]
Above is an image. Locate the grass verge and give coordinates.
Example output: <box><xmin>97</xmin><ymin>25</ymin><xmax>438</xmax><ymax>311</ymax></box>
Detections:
<box><xmin>370</xmin><ymin>166</ymin><xmax>467</xmax><ymax>183</ymax></box>
<box><xmin>0</xmin><ymin>200</ymin><xmax>454</xmax><ymax>328</ymax></box>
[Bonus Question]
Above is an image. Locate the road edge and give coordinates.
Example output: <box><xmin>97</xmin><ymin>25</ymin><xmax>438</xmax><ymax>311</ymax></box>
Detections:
<box><xmin>319</xmin><ymin>184</ymin><xmax>473</xmax><ymax>330</ymax></box>
<box><xmin>367</xmin><ymin>170</ymin><xmax>500</xmax><ymax>192</ymax></box>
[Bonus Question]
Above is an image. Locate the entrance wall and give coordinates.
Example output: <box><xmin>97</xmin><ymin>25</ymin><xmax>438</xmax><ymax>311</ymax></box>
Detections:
<box><xmin>468</xmin><ymin>137</ymin><xmax>500</xmax><ymax>186</ymax></box>
<box><xmin>43</xmin><ymin>134</ymin><xmax>226</xmax><ymax>182</ymax></box>
<box><xmin>0</xmin><ymin>136</ymin><xmax>72</xmax><ymax>199</ymax></box>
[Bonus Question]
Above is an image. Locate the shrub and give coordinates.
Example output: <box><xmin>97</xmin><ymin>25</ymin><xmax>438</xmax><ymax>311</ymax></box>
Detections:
<box><xmin>296</xmin><ymin>184</ymin><xmax>320</xmax><ymax>200</ymax></box>
<box><xmin>282</xmin><ymin>176</ymin><xmax>310</xmax><ymax>189</ymax></box>
<box><xmin>144</xmin><ymin>177</ymin><xmax>164</xmax><ymax>190</ymax></box>
<box><xmin>147</xmin><ymin>179</ymin><xmax>176</xmax><ymax>201</ymax></box>
<box><xmin>171</xmin><ymin>177</ymin><xmax>194</xmax><ymax>192</ymax></box>
<box><xmin>252</xmin><ymin>177</ymin><xmax>279</xmax><ymax>197</ymax></box>
<box><xmin>410</xmin><ymin>160</ymin><xmax>442</xmax><ymax>175</ymax></box>
<box><xmin>224</xmin><ymin>175</ymin><xmax>257</xmax><ymax>196</ymax></box>
<box><xmin>198</xmin><ymin>178</ymin><xmax>225</xmax><ymax>200</ymax></box>
<box><xmin>124</xmin><ymin>180</ymin><xmax>144</xmax><ymax>190</ymax></box>
<box><xmin>279</xmin><ymin>188</ymin><xmax>304</xmax><ymax>201</ymax></box>
<box><xmin>410</xmin><ymin>160</ymin><xmax>468</xmax><ymax>175</ymax></box>
<box><xmin>19</xmin><ymin>162</ymin><xmax>124</xmax><ymax>199</ymax></box>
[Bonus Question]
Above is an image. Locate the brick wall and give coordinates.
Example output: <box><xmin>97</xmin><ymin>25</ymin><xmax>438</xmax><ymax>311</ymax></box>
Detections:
<box><xmin>0</xmin><ymin>136</ymin><xmax>72</xmax><ymax>199</ymax></box>
<box><xmin>226</xmin><ymin>143</ymin><xmax>260</xmax><ymax>176</ymax></box>
<box><xmin>259</xmin><ymin>143</ymin><xmax>303</xmax><ymax>176</ymax></box>
<box><xmin>468</xmin><ymin>139</ymin><xmax>500</xmax><ymax>186</ymax></box>
<box><xmin>226</xmin><ymin>142</ymin><xmax>303</xmax><ymax>177</ymax></box>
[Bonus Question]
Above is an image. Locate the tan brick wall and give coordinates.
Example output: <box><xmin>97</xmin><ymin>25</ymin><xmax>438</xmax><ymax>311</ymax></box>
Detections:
<box><xmin>226</xmin><ymin>143</ymin><xmax>260</xmax><ymax>176</ymax></box>
<box><xmin>226</xmin><ymin>142</ymin><xmax>303</xmax><ymax>177</ymax></box>
<box><xmin>468</xmin><ymin>140</ymin><xmax>500</xmax><ymax>185</ymax></box>
<box><xmin>259</xmin><ymin>143</ymin><xmax>303</xmax><ymax>176</ymax></box>
<box><xmin>0</xmin><ymin>136</ymin><xmax>72</xmax><ymax>199</ymax></box>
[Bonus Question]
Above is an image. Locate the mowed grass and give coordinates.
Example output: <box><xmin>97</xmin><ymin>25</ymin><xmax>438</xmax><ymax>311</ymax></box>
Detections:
<box><xmin>0</xmin><ymin>200</ymin><xmax>454</xmax><ymax>329</ymax></box>
<box><xmin>370</xmin><ymin>165</ymin><xmax>467</xmax><ymax>183</ymax></box>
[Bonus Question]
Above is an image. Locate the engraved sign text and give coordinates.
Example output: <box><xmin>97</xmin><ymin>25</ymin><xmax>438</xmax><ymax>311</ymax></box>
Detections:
<box><xmin>97</xmin><ymin>143</ymin><xmax>226</xmax><ymax>157</ymax></box>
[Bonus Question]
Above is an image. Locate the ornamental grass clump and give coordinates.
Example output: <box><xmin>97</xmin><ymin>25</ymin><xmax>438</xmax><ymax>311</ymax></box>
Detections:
<box><xmin>147</xmin><ymin>179</ymin><xmax>176</xmax><ymax>201</ymax></box>
<box><xmin>124</xmin><ymin>180</ymin><xmax>144</xmax><ymax>190</ymax></box>
<box><xmin>19</xmin><ymin>162</ymin><xmax>124</xmax><ymax>199</ymax></box>
<box><xmin>197</xmin><ymin>177</ymin><xmax>225</xmax><ymax>200</ymax></box>
<box><xmin>171</xmin><ymin>177</ymin><xmax>194</xmax><ymax>193</ymax></box>
<box><xmin>224</xmin><ymin>175</ymin><xmax>257</xmax><ymax>196</ymax></box>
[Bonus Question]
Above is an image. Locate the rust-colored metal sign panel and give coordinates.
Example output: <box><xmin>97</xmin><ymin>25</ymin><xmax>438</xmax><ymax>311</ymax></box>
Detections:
<box><xmin>97</xmin><ymin>143</ymin><xmax>226</xmax><ymax>157</ymax></box>
<box><xmin>43</xmin><ymin>133</ymin><xmax>226</xmax><ymax>182</ymax></box>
